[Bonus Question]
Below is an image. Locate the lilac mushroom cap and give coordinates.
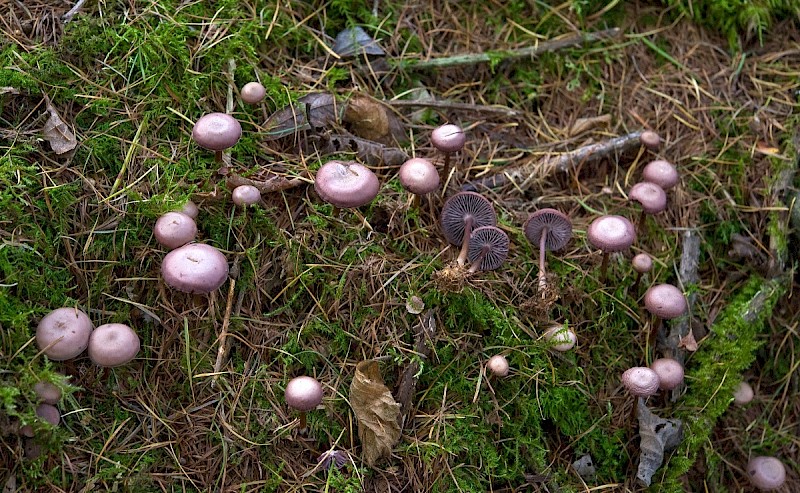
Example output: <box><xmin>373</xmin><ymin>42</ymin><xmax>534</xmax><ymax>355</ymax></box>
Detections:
<box><xmin>642</xmin><ymin>160</ymin><xmax>679</xmax><ymax>190</ymax></box>
<box><xmin>35</xmin><ymin>403</ymin><xmax>60</xmax><ymax>427</ymax></box>
<box><xmin>315</xmin><ymin>160</ymin><xmax>380</xmax><ymax>209</ymax></box>
<box><xmin>440</xmin><ymin>192</ymin><xmax>497</xmax><ymax>246</ymax></box>
<box><xmin>241</xmin><ymin>82</ymin><xmax>266</xmax><ymax>104</ymax></box>
<box><xmin>629</xmin><ymin>182</ymin><xmax>668</xmax><ymax>214</ymax></box>
<box><xmin>733</xmin><ymin>381</ymin><xmax>754</xmax><ymax>405</ymax></box>
<box><xmin>487</xmin><ymin>355</ymin><xmax>509</xmax><ymax>377</ymax></box>
<box><xmin>33</xmin><ymin>382</ymin><xmax>61</xmax><ymax>405</ymax></box>
<box><xmin>232</xmin><ymin>185</ymin><xmax>261</xmax><ymax>207</ymax></box>
<box><xmin>543</xmin><ymin>324</ymin><xmax>577</xmax><ymax>352</ymax></box>
<box><xmin>88</xmin><ymin>323</ymin><xmax>140</xmax><ymax>367</ymax></box>
<box><xmin>178</xmin><ymin>200</ymin><xmax>199</xmax><ymax>219</ymax></box>
<box><xmin>154</xmin><ymin>212</ymin><xmax>198</xmax><ymax>250</ymax></box>
<box><xmin>632</xmin><ymin>253</ymin><xmax>653</xmax><ymax>274</ymax></box>
<box><xmin>467</xmin><ymin>226</ymin><xmax>509</xmax><ymax>272</ymax></box>
<box><xmin>650</xmin><ymin>358</ymin><xmax>684</xmax><ymax>390</ymax></box>
<box><xmin>622</xmin><ymin>367</ymin><xmax>661</xmax><ymax>397</ymax></box>
<box><xmin>640</xmin><ymin>130</ymin><xmax>661</xmax><ymax>151</ymax></box>
<box><xmin>524</xmin><ymin>208</ymin><xmax>573</xmax><ymax>251</ymax></box>
<box><xmin>36</xmin><ymin>307</ymin><xmax>94</xmax><ymax>361</ymax></box>
<box><xmin>192</xmin><ymin>113</ymin><xmax>242</xmax><ymax>152</ymax></box>
<box><xmin>285</xmin><ymin>376</ymin><xmax>324</xmax><ymax>412</ymax></box>
<box><xmin>587</xmin><ymin>215</ymin><xmax>636</xmax><ymax>253</ymax></box>
<box><xmin>747</xmin><ymin>456</ymin><xmax>786</xmax><ymax>491</ymax></box>
<box><xmin>644</xmin><ymin>284</ymin><xmax>687</xmax><ymax>320</ymax></box>
<box><xmin>431</xmin><ymin>124</ymin><xmax>466</xmax><ymax>153</ymax></box>
<box><xmin>399</xmin><ymin>158</ymin><xmax>440</xmax><ymax>195</ymax></box>
<box><xmin>162</xmin><ymin>243</ymin><xmax>229</xmax><ymax>294</ymax></box>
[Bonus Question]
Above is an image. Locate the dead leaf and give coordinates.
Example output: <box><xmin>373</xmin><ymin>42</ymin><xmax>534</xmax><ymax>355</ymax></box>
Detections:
<box><xmin>678</xmin><ymin>330</ymin><xmax>698</xmax><ymax>352</ymax></box>
<box><xmin>263</xmin><ymin>92</ymin><xmax>343</xmax><ymax>141</ymax></box>
<box><xmin>343</xmin><ymin>94</ymin><xmax>407</xmax><ymax>145</ymax></box>
<box><xmin>755</xmin><ymin>141</ymin><xmax>780</xmax><ymax>156</ymax></box>
<box><xmin>43</xmin><ymin>102</ymin><xmax>77</xmax><ymax>154</ymax></box>
<box><xmin>303</xmin><ymin>133</ymin><xmax>409</xmax><ymax>166</ymax></box>
<box><xmin>350</xmin><ymin>360</ymin><xmax>401</xmax><ymax>466</ymax></box>
<box><xmin>333</xmin><ymin>27</ymin><xmax>385</xmax><ymax>57</ymax></box>
<box><xmin>636</xmin><ymin>399</ymin><xmax>683</xmax><ymax>486</ymax></box>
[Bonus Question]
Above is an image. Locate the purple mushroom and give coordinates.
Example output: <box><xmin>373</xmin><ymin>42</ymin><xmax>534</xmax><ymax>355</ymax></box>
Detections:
<box><xmin>523</xmin><ymin>208</ymin><xmax>573</xmax><ymax>293</ymax></box>
<box><xmin>440</xmin><ymin>191</ymin><xmax>497</xmax><ymax>267</ymax></box>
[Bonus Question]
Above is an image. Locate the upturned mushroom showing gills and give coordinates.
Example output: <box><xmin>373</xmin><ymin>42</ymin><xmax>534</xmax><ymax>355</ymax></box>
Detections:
<box><xmin>431</xmin><ymin>123</ymin><xmax>465</xmax><ymax>182</ymax></box>
<box><xmin>154</xmin><ymin>212</ymin><xmax>198</xmax><ymax>250</ymax></box>
<box><xmin>191</xmin><ymin>112</ymin><xmax>242</xmax><ymax>163</ymax></box>
<box><xmin>440</xmin><ymin>191</ymin><xmax>497</xmax><ymax>267</ymax></box>
<box><xmin>285</xmin><ymin>376</ymin><xmax>323</xmax><ymax>433</ymax></box>
<box><xmin>88</xmin><ymin>323</ymin><xmax>140</xmax><ymax>367</ymax></box>
<box><xmin>36</xmin><ymin>307</ymin><xmax>94</xmax><ymax>361</ymax></box>
<box><xmin>629</xmin><ymin>181</ymin><xmax>667</xmax><ymax>231</ymax></box>
<box><xmin>523</xmin><ymin>208</ymin><xmax>573</xmax><ymax>293</ymax></box>
<box><xmin>162</xmin><ymin>243</ymin><xmax>229</xmax><ymax>294</ymax></box>
<box><xmin>466</xmin><ymin>226</ymin><xmax>509</xmax><ymax>274</ymax></box>
<box><xmin>314</xmin><ymin>160</ymin><xmax>380</xmax><ymax>215</ymax></box>
<box><xmin>587</xmin><ymin>215</ymin><xmax>636</xmax><ymax>282</ymax></box>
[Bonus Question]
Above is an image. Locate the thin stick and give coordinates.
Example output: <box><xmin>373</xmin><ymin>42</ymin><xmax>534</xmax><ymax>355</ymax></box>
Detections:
<box><xmin>62</xmin><ymin>0</ymin><xmax>88</xmax><ymax>22</ymax></box>
<box><xmin>212</xmin><ymin>278</ymin><xmax>236</xmax><ymax>387</ymax></box>
<box><xmin>387</xmin><ymin>99</ymin><xmax>521</xmax><ymax>117</ymax></box>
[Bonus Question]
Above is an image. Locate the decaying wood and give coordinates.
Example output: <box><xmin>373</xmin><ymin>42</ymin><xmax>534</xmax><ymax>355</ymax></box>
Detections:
<box><xmin>226</xmin><ymin>174</ymin><xmax>306</xmax><ymax>193</ymax></box>
<box><xmin>395</xmin><ymin>310</ymin><xmax>436</xmax><ymax>427</ymax></box>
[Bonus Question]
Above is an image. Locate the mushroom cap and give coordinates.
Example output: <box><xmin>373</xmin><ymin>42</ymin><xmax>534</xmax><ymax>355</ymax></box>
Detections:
<box><xmin>154</xmin><ymin>212</ymin><xmax>198</xmax><ymax>250</ymax></box>
<box><xmin>191</xmin><ymin>113</ymin><xmax>242</xmax><ymax>152</ymax></box>
<box><xmin>639</xmin><ymin>130</ymin><xmax>661</xmax><ymax>150</ymax></box>
<box><xmin>733</xmin><ymin>381</ymin><xmax>754</xmax><ymax>405</ymax></box>
<box><xmin>35</xmin><ymin>403</ymin><xmax>60</xmax><ymax>427</ymax></box>
<box><xmin>543</xmin><ymin>324</ymin><xmax>577</xmax><ymax>352</ymax></box>
<box><xmin>487</xmin><ymin>355</ymin><xmax>509</xmax><ymax>377</ymax></box>
<box><xmin>33</xmin><ymin>381</ymin><xmax>62</xmax><ymax>405</ymax></box>
<box><xmin>399</xmin><ymin>158</ymin><xmax>440</xmax><ymax>195</ymax></box>
<box><xmin>241</xmin><ymin>82</ymin><xmax>266</xmax><ymax>104</ymax></box>
<box><xmin>440</xmin><ymin>191</ymin><xmax>497</xmax><ymax>246</ymax></box>
<box><xmin>587</xmin><ymin>215</ymin><xmax>636</xmax><ymax>253</ymax></box>
<box><xmin>162</xmin><ymin>243</ymin><xmax>229</xmax><ymax>294</ymax></box>
<box><xmin>650</xmin><ymin>358</ymin><xmax>684</xmax><ymax>390</ymax></box>
<box><xmin>431</xmin><ymin>124</ymin><xmax>466</xmax><ymax>153</ymax></box>
<box><xmin>314</xmin><ymin>160</ymin><xmax>380</xmax><ymax>209</ymax></box>
<box><xmin>88</xmin><ymin>323</ymin><xmax>140</xmax><ymax>367</ymax></box>
<box><xmin>644</xmin><ymin>284</ymin><xmax>687</xmax><ymax>319</ymax></box>
<box><xmin>621</xmin><ymin>367</ymin><xmax>661</xmax><ymax>397</ymax></box>
<box><xmin>232</xmin><ymin>185</ymin><xmax>262</xmax><ymax>206</ymax></box>
<box><xmin>747</xmin><ymin>456</ymin><xmax>786</xmax><ymax>491</ymax></box>
<box><xmin>641</xmin><ymin>160</ymin><xmax>679</xmax><ymax>190</ymax></box>
<box><xmin>467</xmin><ymin>226</ymin><xmax>509</xmax><ymax>271</ymax></box>
<box><xmin>178</xmin><ymin>200</ymin><xmax>199</xmax><ymax>219</ymax></box>
<box><xmin>523</xmin><ymin>208</ymin><xmax>573</xmax><ymax>251</ymax></box>
<box><xmin>629</xmin><ymin>181</ymin><xmax>667</xmax><ymax>214</ymax></box>
<box><xmin>36</xmin><ymin>307</ymin><xmax>94</xmax><ymax>361</ymax></box>
<box><xmin>632</xmin><ymin>253</ymin><xmax>653</xmax><ymax>273</ymax></box>
<box><xmin>285</xmin><ymin>376</ymin><xmax>323</xmax><ymax>412</ymax></box>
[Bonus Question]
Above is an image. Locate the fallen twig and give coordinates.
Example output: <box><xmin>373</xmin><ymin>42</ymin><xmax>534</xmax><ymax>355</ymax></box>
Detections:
<box><xmin>386</xmin><ymin>99</ymin><xmax>521</xmax><ymax>117</ymax></box>
<box><xmin>226</xmin><ymin>173</ymin><xmax>306</xmax><ymax>193</ymax></box>
<box><xmin>62</xmin><ymin>0</ymin><xmax>88</xmax><ymax>23</ymax></box>
<box><xmin>395</xmin><ymin>310</ymin><xmax>436</xmax><ymax>428</ymax></box>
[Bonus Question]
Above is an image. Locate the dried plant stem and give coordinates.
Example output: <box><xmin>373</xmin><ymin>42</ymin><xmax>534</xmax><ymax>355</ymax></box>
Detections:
<box><xmin>62</xmin><ymin>0</ymin><xmax>87</xmax><ymax>22</ymax></box>
<box><xmin>387</xmin><ymin>99</ymin><xmax>520</xmax><ymax>117</ymax></box>
<box><xmin>212</xmin><ymin>278</ymin><xmax>236</xmax><ymax>388</ymax></box>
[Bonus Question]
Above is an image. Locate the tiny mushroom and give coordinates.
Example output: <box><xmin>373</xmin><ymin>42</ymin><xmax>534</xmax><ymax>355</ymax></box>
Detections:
<box><xmin>650</xmin><ymin>358</ymin><xmax>684</xmax><ymax>391</ymax></box>
<box><xmin>631</xmin><ymin>252</ymin><xmax>653</xmax><ymax>292</ymax></box>
<box><xmin>192</xmin><ymin>112</ymin><xmax>242</xmax><ymax>163</ymax></box>
<box><xmin>314</xmin><ymin>160</ymin><xmax>380</xmax><ymax>215</ymax></box>
<box><xmin>466</xmin><ymin>226</ymin><xmax>509</xmax><ymax>274</ymax></box>
<box><xmin>523</xmin><ymin>208</ymin><xmax>573</xmax><ymax>293</ymax></box>
<box><xmin>232</xmin><ymin>184</ymin><xmax>262</xmax><ymax>207</ymax></box>
<box><xmin>398</xmin><ymin>157</ymin><xmax>440</xmax><ymax>208</ymax></box>
<box><xmin>622</xmin><ymin>366</ymin><xmax>661</xmax><ymax>422</ymax></box>
<box><xmin>747</xmin><ymin>456</ymin><xmax>786</xmax><ymax>491</ymax></box>
<box><xmin>162</xmin><ymin>243</ymin><xmax>229</xmax><ymax>294</ymax></box>
<box><xmin>486</xmin><ymin>354</ymin><xmax>510</xmax><ymax>377</ymax></box>
<box><xmin>644</xmin><ymin>283</ymin><xmax>687</xmax><ymax>345</ymax></box>
<box><xmin>733</xmin><ymin>381</ymin><xmax>754</xmax><ymax>405</ymax></box>
<box><xmin>641</xmin><ymin>160</ymin><xmax>679</xmax><ymax>190</ymax></box>
<box><xmin>629</xmin><ymin>181</ymin><xmax>667</xmax><ymax>231</ymax></box>
<box><xmin>36</xmin><ymin>307</ymin><xmax>94</xmax><ymax>361</ymax></box>
<box><xmin>154</xmin><ymin>212</ymin><xmax>198</xmax><ymax>250</ymax></box>
<box><xmin>88</xmin><ymin>323</ymin><xmax>140</xmax><ymax>367</ymax></box>
<box><xmin>33</xmin><ymin>381</ymin><xmax>62</xmax><ymax>405</ymax></box>
<box><xmin>431</xmin><ymin>123</ymin><xmax>466</xmax><ymax>181</ymax></box>
<box><xmin>639</xmin><ymin>130</ymin><xmax>661</xmax><ymax>151</ymax></box>
<box><xmin>240</xmin><ymin>81</ymin><xmax>266</xmax><ymax>104</ymax></box>
<box><xmin>22</xmin><ymin>403</ymin><xmax>61</xmax><ymax>438</ymax></box>
<box><xmin>178</xmin><ymin>200</ymin><xmax>199</xmax><ymax>219</ymax></box>
<box><xmin>285</xmin><ymin>376</ymin><xmax>324</xmax><ymax>432</ymax></box>
<box><xmin>587</xmin><ymin>215</ymin><xmax>636</xmax><ymax>282</ymax></box>
<box><xmin>543</xmin><ymin>324</ymin><xmax>577</xmax><ymax>352</ymax></box>
<box><xmin>440</xmin><ymin>191</ymin><xmax>497</xmax><ymax>267</ymax></box>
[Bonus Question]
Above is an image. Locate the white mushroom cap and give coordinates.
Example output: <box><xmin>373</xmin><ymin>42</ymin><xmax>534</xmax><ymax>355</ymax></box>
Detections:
<box><xmin>232</xmin><ymin>185</ymin><xmax>261</xmax><ymax>206</ymax></box>
<box><xmin>486</xmin><ymin>355</ymin><xmax>509</xmax><ymax>377</ymax></box>
<box><xmin>154</xmin><ymin>212</ymin><xmax>198</xmax><ymax>250</ymax></box>
<box><xmin>88</xmin><ymin>323</ymin><xmax>140</xmax><ymax>367</ymax></box>
<box><xmin>733</xmin><ymin>381</ymin><xmax>754</xmax><ymax>405</ymax></box>
<box><xmin>285</xmin><ymin>376</ymin><xmax>323</xmax><ymax>412</ymax></box>
<box><xmin>161</xmin><ymin>243</ymin><xmax>229</xmax><ymax>294</ymax></box>
<box><xmin>543</xmin><ymin>325</ymin><xmax>577</xmax><ymax>352</ymax></box>
<box><xmin>747</xmin><ymin>456</ymin><xmax>786</xmax><ymax>491</ymax></box>
<box><xmin>36</xmin><ymin>307</ymin><xmax>94</xmax><ymax>361</ymax></box>
<box><xmin>621</xmin><ymin>367</ymin><xmax>660</xmax><ymax>397</ymax></box>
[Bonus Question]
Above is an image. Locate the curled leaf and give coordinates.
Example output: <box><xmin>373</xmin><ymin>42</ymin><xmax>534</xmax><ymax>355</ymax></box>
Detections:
<box><xmin>263</xmin><ymin>92</ymin><xmax>343</xmax><ymax>140</ymax></box>
<box><xmin>304</xmin><ymin>133</ymin><xmax>409</xmax><ymax>166</ymax></box>
<box><xmin>636</xmin><ymin>399</ymin><xmax>683</xmax><ymax>486</ymax></box>
<box><xmin>333</xmin><ymin>27</ymin><xmax>385</xmax><ymax>57</ymax></box>
<box><xmin>678</xmin><ymin>330</ymin><xmax>698</xmax><ymax>352</ymax></box>
<box><xmin>350</xmin><ymin>360</ymin><xmax>401</xmax><ymax>466</ymax></box>
<box><xmin>43</xmin><ymin>102</ymin><xmax>77</xmax><ymax>154</ymax></box>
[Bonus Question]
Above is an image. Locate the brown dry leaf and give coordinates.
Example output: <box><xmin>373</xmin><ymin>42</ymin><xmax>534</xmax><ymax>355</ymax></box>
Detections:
<box><xmin>43</xmin><ymin>102</ymin><xmax>77</xmax><ymax>154</ymax></box>
<box><xmin>343</xmin><ymin>94</ymin><xmax>406</xmax><ymax>145</ymax></box>
<box><xmin>350</xmin><ymin>360</ymin><xmax>401</xmax><ymax>466</ymax></box>
<box><xmin>678</xmin><ymin>330</ymin><xmax>698</xmax><ymax>352</ymax></box>
<box><xmin>263</xmin><ymin>92</ymin><xmax>342</xmax><ymax>140</ymax></box>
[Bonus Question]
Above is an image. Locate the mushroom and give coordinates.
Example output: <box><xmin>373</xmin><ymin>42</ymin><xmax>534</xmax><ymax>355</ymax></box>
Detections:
<box><xmin>440</xmin><ymin>192</ymin><xmax>497</xmax><ymax>267</ymax></box>
<box><xmin>285</xmin><ymin>376</ymin><xmax>323</xmax><ymax>433</ymax></box>
<box><xmin>88</xmin><ymin>323</ymin><xmax>140</xmax><ymax>367</ymax></box>
<box><xmin>154</xmin><ymin>212</ymin><xmax>198</xmax><ymax>250</ymax></box>
<box><xmin>191</xmin><ymin>112</ymin><xmax>242</xmax><ymax>163</ymax></box>
<box><xmin>232</xmin><ymin>184</ymin><xmax>261</xmax><ymax>207</ymax></box>
<box><xmin>586</xmin><ymin>215</ymin><xmax>636</xmax><ymax>282</ymax></box>
<box><xmin>20</xmin><ymin>403</ymin><xmax>61</xmax><ymax>438</ymax></box>
<box><xmin>36</xmin><ymin>307</ymin><xmax>94</xmax><ymax>361</ymax></box>
<box><xmin>643</xmin><ymin>283</ymin><xmax>687</xmax><ymax>347</ymax></box>
<box><xmin>631</xmin><ymin>252</ymin><xmax>653</xmax><ymax>293</ymax></box>
<box><xmin>523</xmin><ymin>208</ymin><xmax>573</xmax><ymax>293</ymax></box>
<box><xmin>398</xmin><ymin>157</ymin><xmax>440</xmax><ymax>208</ymax></box>
<box><xmin>650</xmin><ymin>358</ymin><xmax>684</xmax><ymax>405</ymax></box>
<box><xmin>178</xmin><ymin>200</ymin><xmax>199</xmax><ymax>219</ymax></box>
<box><xmin>622</xmin><ymin>366</ymin><xmax>661</xmax><ymax>421</ymax></box>
<box><xmin>628</xmin><ymin>181</ymin><xmax>667</xmax><ymax>231</ymax></box>
<box><xmin>431</xmin><ymin>123</ymin><xmax>465</xmax><ymax>182</ymax></box>
<box><xmin>240</xmin><ymin>81</ymin><xmax>266</xmax><ymax>104</ymax></box>
<box><xmin>33</xmin><ymin>381</ymin><xmax>62</xmax><ymax>405</ymax></box>
<box><xmin>542</xmin><ymin>324</ymin><xmax>577</xmax><ymax>352</ymax></box>
<box><xmin>466</xmin><ymin>226</ymin><xmax>509</xmax><ymax>274</ymax></box>
<box><xmin>639</xmin><ymin>131</ymin><xmax>661</xmax><ymax>151</ymax></box>
<box><xmin>747</xmin><ymin>456</ymin><xmax>786</xmax><ymax>491</ymax></box>
<box><xmin>162</xmin><ymin>243</ymin><xmax>229</xmax><ymax>294</ymax></box>
<box><xmin>314</xmin><ymin>160</ymin><xmax>380</xmax><ymax>216</ymax></box>
<box><xmin>733</xmin><ymin>381</ymin><xmax>754</xmax><ymax>405</ymax></box>
<box><xmin>486</xmin><ymin>354</ymin><xmax>509</xmax><ymax>377</ymax></box>
<box><xmin>641</xmin><ymin>160</ymin><xmax>679</xmax><ymax>190</ymax></box>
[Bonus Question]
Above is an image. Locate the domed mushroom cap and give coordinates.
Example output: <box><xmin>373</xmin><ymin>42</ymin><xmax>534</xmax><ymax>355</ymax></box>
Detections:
<box><xmin>641</xmin><ymin>160</ymin><xmax>679</xmax><ymax>190</ymax></box>
<box><xmin>640</xmin><ymin>130</ymin><xmax>661</xmax><ymax>151</ymax></box>
<box><xmin>650</xmin><ymin>358</ymin><xmax>684</xmax><ymax>390</ymax></box>
<box><xmin>632</xmin><ymin>253</ymin><xmax>653</xmax><ymax>273</ymax></box>
<box><xmin>523</xmin><ymin>208</ymin><xmax>573</xmax><ymax>251</ymax></box>
<box><xmin>240</xmin><ymin>82</ymin><xmax>266</xmax><ymax>104</ymax></box>
<box><xmin>629</xmin><ymin>182</ymin><xmax>667</xmax><ymax>214</ymax></box>
<box><xmin>192</xmin><ymin>113</ymin><xmax>242</xmax><ymax>152</ymax></box>
<box><xmin>587</xmin><ymin>215</ymin><xmax>636</xmax><ymax>253</ymax></box>
<box><xmin>622</xmin><ymin>367</ymin><xmax>661</xmax><ymax>397</ymax></box>
<box><xmin>644</xmin><ymin>284</ymin><xmax>687</xmax><ymax>320</ymax></box>
<box><xmin>154</xmin><ymin>212</ymin><xmax>198</xmax><ymax>250</ymax></box>
<box><xmin>440</xmin><ymin>192</ymin><xmax>496</xmax><ymax>246</ymax></box>
<box><xmin>314</xmin><ymin>160</ymin><xmax>380</xmax><ymax>208</ymax></box>
<box><xmin>747</xmin><ymin>456</ymin><xmax>786</xmax><ymax>491</ymax></box>
<box><xmin>232</xmin><ymin>185</ymin><xmax>261</xmax><ymax>206</ymax></box>
<box><xmin>543</xmin><ymin>324</ymin><xmax>577</xmax><ymax>352</ymax></box>
<box><xmin>162</xmin><ymin>243</ymin><xmax>229</xmax><ymax>294</ymax></box>
<box><xmin>36</xmin><ymin>307</ymin><xmax>94</xmax><ymax>361</ymax></box>
<box><xmin>487</xmin><ymin>354</ymin><xmax>509</xmax><ymax>377</ymax></box>
<box><xmin>35</xmin><ymin>403</ymin><xmax>61</xmax><ymax>427</ymax></box>
<box><xmin>733</xmin><ymin>381</ymin><xmax>754</xmax><ymax>405</ymax></box>
<box><xmin>285</xmin><ymin>376</ymin><xmax>323</xmax><ymax>412</ymax></box>
<box><xmin>178</xmin><ymin>200</ymin><xmax>199</xmax><ymax>219</ymax></box>
<box><xmin>399</xmin><ymin>158</ymin><xmax>439</xmax><ymax>195</ymax></box>
<box><xmin>431</xmin><ymin>124</ymin><xmax>466</xmax><ymax>153</ymax></box>
<box><xmin>33</xmin><ymin>381</ymin><xmax>62</xmax><ymax>405</ymax></box>
<box><xmin>467</xmin><ymin>226</ymin><xmax>509</xmax><ymax>271</ymax></box>
<box><xmin>88</xmin><ymin>323</ymin><xmax>140</xmax><ymax>367</ymax></box>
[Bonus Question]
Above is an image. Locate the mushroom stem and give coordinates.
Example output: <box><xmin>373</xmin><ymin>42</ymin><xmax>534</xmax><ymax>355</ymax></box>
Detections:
<box><xmin>648</xmin><ymin>315</ymin><xmax>663</xmax><ymax>349</ymax></box>
<box><xmin>631</xmin><ymin>271</ymin><xmax>643</xmax><ymax>293</ymax></box>
<box><xmin>214</xmin><ymin>150</ymin><xmax>223</xmax><ymax>163</ymax></box>
<box><xmin>456</xmin><ymin>216</ymin><xmax>474</xmax><ymax>267</ymax></box>
<box><xmin>411</xmin><ymin>193</ymin><xmax>421</xmax><ymax>210</ymax></box>
<box><xmin>636</xmin><ymin>209</ymin><xmax>647</xmax><ymax>232</ymax></box>
<box><xmin>600</xmin><ymin>253</ymin><xmax>610</xmax><ymax>283</ymax></box>
<box><xmin>331</xmin><ymin>206</ymin><xmax>340</xmax><ymax>217</ymax></box>
<box><xmin>467</xmin><ymin>245</ymin><xmax>490</xmax><ymax>274</ymax></box>
<box><xmin>298</xmin><ymin>411</ymin><xmax>308</xmax><ymax>434</ymax></box>
<box><xmin>441</xmin><ymin>153</ymin><xmax>452</xmax><ymax>185</ymax></box>
<box><xmin>538</xmin><ymin>226</ymin><xmax>549</xmax><ymax>292</ymax></box>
